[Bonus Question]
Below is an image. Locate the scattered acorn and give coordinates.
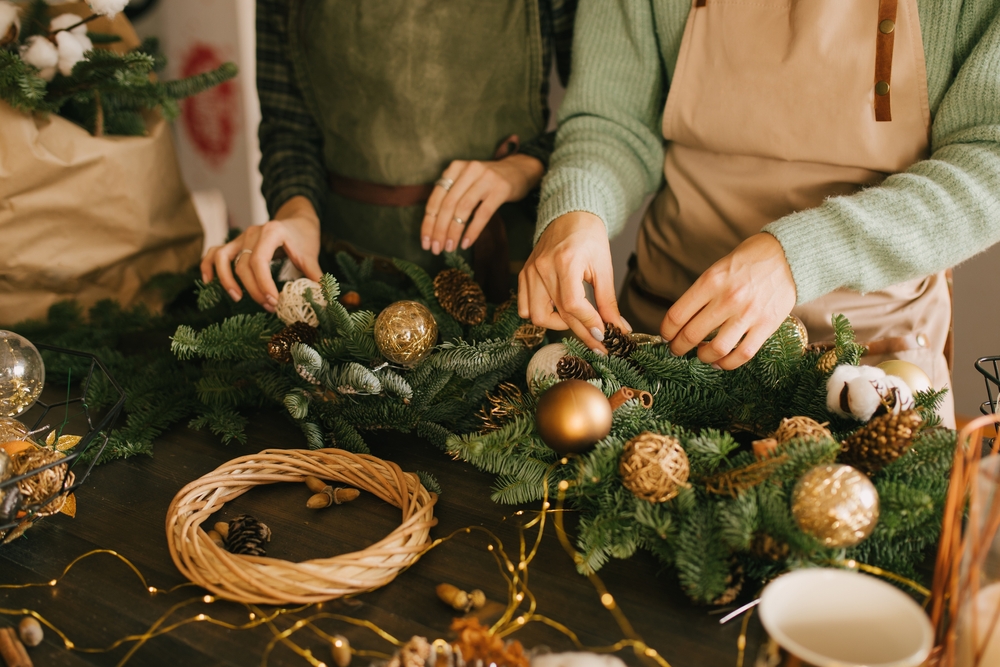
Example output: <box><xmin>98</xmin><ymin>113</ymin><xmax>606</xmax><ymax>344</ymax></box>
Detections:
<box><xmin>435</xmin><ymin>583</ymin><xmax>487</xmax><ymax>613</ymax></box>
<box><xmin>18</xmin><ymin>617</ymin><xmax>42</xmax><ymax>647</ymax></box>
<box><xmin>304</xmin><ymin>476</ymin><xmax>360</xmax><ymax>508</ymax></box>
<box><xmin>330</xmin><ymin>634</ymin><xmax>351</xmax><ymax>667</ymax></box>
<box><xmin>207</xmin><ymin>529</ymin><xmax>225</xmax><ymax>549</ymax></box>
<box><xmin>213</xmin><ymin>522</ymin><xmax>230</xmax><ymax>540</ymax></box>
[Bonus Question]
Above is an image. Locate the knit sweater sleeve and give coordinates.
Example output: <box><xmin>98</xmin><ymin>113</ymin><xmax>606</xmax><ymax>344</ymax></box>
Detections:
<box><xmin>765</xmin><ymin>5</ymin><xmax>1000</xmax><ymax>304</ymax></box>
<box><xmin>534</xmin><ymin>0</ymin><xmax>667</xmax><ymax>242</ymax></box>
<box><xmin>256</xmin><ymin>0</ymin><xmax>327</xmax><ymax>219</ymax></box>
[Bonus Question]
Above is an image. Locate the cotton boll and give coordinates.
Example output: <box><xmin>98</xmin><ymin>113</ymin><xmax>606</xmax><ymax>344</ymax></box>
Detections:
<box><xmin>76</xmin><ymin>32</ymin><xmax>93</xmax><ymax>53</ymax></box>
<box><xmin>55</xmin><ymin>30</ymin><xmax>86</xmax><ymax>77</ymax></box>
<box><xmin>50</xmin><ymin>12</ymin><xmax>87</xmax><ymax>36</ymax></box>
<box><xmin>20</xmin><ymin>35</ymin><xmax>59</xmax><ymax>71</ymax></box>
<box><xmin>87</xmin><ymin>0</ymin><xmax>129</xmax><ymax>18</ymax></box>
<box><xmin>826</xmin><ymin>365</ymin><xmax>862</xmax><ymax>417</ymax></box>
<box><xmin>826</xmin><ymin>364</ymin><xmax>892</xmax><ymax>420</ymax></box>
<box><xmin>0</xmin><ymin>1</ymin><xmax>20</xmax><ymax>45</ymax></box>
<box><xmin>532</xmin><ymin>653</ymin><xmax>627</xmax><ymax>667</ymax></box>
<box><xmin>844</xmin><ymin>376</ymin><xmax>884</xmax><ymax>421</ymax></box>
<box><xmin>880</xmin><ymin>375</ymin><xmax>916</xmax><ymax>414</ymax></box>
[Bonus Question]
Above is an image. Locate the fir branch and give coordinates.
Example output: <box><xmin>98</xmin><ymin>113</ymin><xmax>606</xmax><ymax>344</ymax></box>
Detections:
<box><xmin>392</xmin><ymin>258</ymin><xmax>436</xmax><ymax>303</ymax></box>
<box><xmin>0</xmin><ymin>50</ymin><xmax>51</xmax><ymax>113</ymax></box>
<box><xmin>171</xmin><ymin>314</ymin><xmax>281</xmax><ymax>361</ymax></box>
<box><xmin>416</xmin><ymin>421</ymin><xmax>454</xmax><ymax>450</ymax></box>
<box><xmin>196</xmin><ymin>279</ymin><xmax>226</xmax><ymax>310</ymax></box>
<box><xmin>434</xmin><ymin>338</ymin><xmax>522</xmax><ymax>379</ymax></box>
<box><xmin>189</xmin><ymin>407</ymin><xmax>249</xmax><ymax>445</ymax></box>
<box><xmin>417</xmin><ymin>471</ymin><xmax>442</xmax><ymax>495</ymax></box>
<box><xmin>443</xmin><ymin>251</ymin><xmax>474</xmax><ymax>277</ymax></box>
<box><xmin>162</xmin><ymin>62</ymin><xmax>237</xmax><ymax>100</ymax></box>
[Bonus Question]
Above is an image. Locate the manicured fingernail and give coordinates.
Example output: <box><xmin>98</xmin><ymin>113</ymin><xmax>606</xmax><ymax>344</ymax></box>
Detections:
<box><xmin>228</xmin><ymin>289</ymin><xmax>241</xmax><ymax>301</ymax></box>
<box><xmin>461</xmin><ymin>238</ymin><xmax>471</xmax><ymax>250</ymax></box>
<box><xmin>432</xmin><ymin>241</ymin><xmax>441</xmax><ymax>255</ymax></box>
<box><xmin>589</xmin><ymin>327</ymin><xmax>604</xmax><ymax>342</ymax></box>
<box><xmin>668</xmin><ymin>344</ymin><xmax>679</xmax><ymax>357</ymax></box>
<box><xmin>422</xmin><ymin>236</ymin><xmax>430</xmax><ymax>250</ymax></box>
<box><xmin>445</xmin><ymin>239</ymin><xmax>455</xmax><ymax>252</ymax></box>
<box><xmin>591</xmin><ymin>347</ymin><xmax>607</xmax><ymax>357</ymax></box>
<box><xmin>266</xmin><ymin>295</ymin><xmax>278</xmax><ymax>306</ymax></box>
<box><xmin>711</xmin><ymin>363</ymin><xmax>722</xmax><ymax>371</ymax></box>
<box><xmin>621</xmin><ymin>318</ymin><xmax>633</xmax><ymax>333</ymax></box>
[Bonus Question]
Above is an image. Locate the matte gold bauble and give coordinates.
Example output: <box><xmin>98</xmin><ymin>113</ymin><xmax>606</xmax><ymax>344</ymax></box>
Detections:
<box><xmin>525</xmin><ymin>342</ymin><xmax>569</xmax><ymax>395</ymax></box>
<box><xmin>535</xmin><ymin>380</ymin><xmax>612</xmax><ymax>455</ymax></box>
<box><xmin>374</xmin><ymin>301</ymin><xmax>438</xmax><ymax>366</ymax></box>
<box><xmin>792</xmin><ymin>464</ymin><xmax>879</xmax><ymax>547</ymax></box>
<box><xmin>877</xmin><ymin>359</ymin><xmax>932</xmax><ymax>394</ymax></box>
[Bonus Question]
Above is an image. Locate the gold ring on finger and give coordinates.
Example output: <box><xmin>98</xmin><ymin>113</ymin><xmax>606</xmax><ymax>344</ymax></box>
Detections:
<box><xmin>436</xmin><ymin>177</ymin><xmax>454</xmax><ymax>192</ymax></box>
<box><xmin>452</xmin><ymin>217</ymin><xmax>464</xmax><ymax>226</ymax></box>
<box><xmin>234</xmin><ymin>248</ymin><xmax>252</xmax><ymax>268</ymax></box>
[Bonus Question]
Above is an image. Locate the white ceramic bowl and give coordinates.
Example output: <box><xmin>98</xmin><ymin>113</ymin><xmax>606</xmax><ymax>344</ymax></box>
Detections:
<box><xmin>758</xmin><ymin>568</ymin><xmax>933</xmax><ymax>667</ymax></box>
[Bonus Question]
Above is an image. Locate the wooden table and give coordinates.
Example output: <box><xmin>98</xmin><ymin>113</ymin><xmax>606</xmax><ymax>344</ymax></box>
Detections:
<box><xmin>0</xmin><ymin>409</ymin><xmax>765</xmax><ymax>666</ymax></box>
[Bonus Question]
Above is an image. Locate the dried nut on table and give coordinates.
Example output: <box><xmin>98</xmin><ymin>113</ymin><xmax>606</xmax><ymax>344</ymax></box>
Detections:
<box><xmin>307</xmin><ymin>487</ymin><xmax>360</xmax><ymax>509</ymax></box>
<box><xmin>435</xmin><ymin>582</ymin><xmax>486</xmax><ymax>613</ymax></box>
<box><xmin>213</xmin><ymin>521</ymin><xmax>229</xmax><ymax>540</ymax></box>
<box><xmin>207</xmin><ymin>529</ymin><xmax>225</xmax><ymax>549</ymax></box>
<box><xmin>0</xmin><ymin>626</ymin><xmax>31</xmax><ymax>667</ymax></box>
<box><xmin>330</xmin><ymin>634</ymin><xmax>351</xmax><ymax>667</ymax></box>
<box><xmin>17</xmin><ymin>617</ymin><xmax>42</xmax><ymax>648</ymax></box>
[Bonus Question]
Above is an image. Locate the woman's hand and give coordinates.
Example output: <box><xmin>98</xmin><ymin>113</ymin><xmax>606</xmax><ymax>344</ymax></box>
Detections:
<box><xmin>660</xmin><ymin>233</ymin><xmax>797</xmax><ymax>369</ymax></box>
<box><xmin>517</xmin><ymin>211</ymin><xmax>630</xmax><ymax>355</ymax></box>
<box><xmin>422</xmin><ymin>154</ymin><xmax>544</xmax><ymax>254</ymax></box>
<box><xmin>200</xmin><ymin>196</ymin><xmax>322</xmax><ymax>312</ymax></box>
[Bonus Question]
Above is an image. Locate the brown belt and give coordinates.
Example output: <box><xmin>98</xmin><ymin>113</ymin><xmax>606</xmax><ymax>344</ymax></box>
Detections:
<box><xmin>326</xmin><ymin>172</ymin><xmax>512</xmax><ymax>303</ymax></box>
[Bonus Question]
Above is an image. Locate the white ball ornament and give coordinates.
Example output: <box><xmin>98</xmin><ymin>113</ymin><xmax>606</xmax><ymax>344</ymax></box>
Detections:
<box><xmin>276</xmin><ymin>278</ymin><xmax>328</xmax><ymax>327</ymax></box>
<box><xmin>526</xmin><ymin>343</ymin><xmax>568</xmax><ymax>395</ymax></box>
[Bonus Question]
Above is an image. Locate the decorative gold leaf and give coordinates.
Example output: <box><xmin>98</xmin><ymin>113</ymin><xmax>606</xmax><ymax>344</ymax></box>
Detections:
<box><xmin>56</xmin><ymin>435</ymin><xmax>82</xmax><ymax>452</ymax></box>
<box><xmin>59</xmin><ymin>494</ymin><xmax>77</xmax><ymax>518</ymax></box>
<box><xmin>45</xmin><ymin>431</ymin><xmax>55</xmax><ymax>446</ymax></box>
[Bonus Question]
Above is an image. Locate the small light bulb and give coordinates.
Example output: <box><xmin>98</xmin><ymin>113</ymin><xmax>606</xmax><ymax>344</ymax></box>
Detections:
<box><xmin>600</xmin><ymin>593</ymin><xmax>615</xmax><ymax>608</ymax></box>
<box><xmin>516</xmin><ymin>616</ymin><xmax>525</xmax><ymax>625</ymax></box>
<box><xmin>48</xmin><ymin>579</ymin><xmax>57</xmax><ymax>586</ymax></box>
<box><xmin>515</xmin><ymin>593</ymin><xmax>524</xmax><ymax>602</ymax></box>
<box><xmin>249</xmin><ymin>612</ymin><xmax>256</xmax><ymax>620</ymax></box>
<box><xmin>558</xmin><ymin>481</ymin><xmax>569</xmax><ymax>491</ymax></box>
<box><xmin>487</xmin><ymin>545</ymin><xmax>494</xmax><ymax>551</ymax></box>
<box><xmin>203</xmin><ymin>595</ymin><xmax>214</xmax><ymax>603</ymax></box>
<box><xmin>196</xmin><ymin>614</ymin><xmax>207</xmax><ymax>621</ymax></box>
<box><xmin>148</xmin><ymin>587</ymin><xmax>157</xmax><ymax>594</ymax></box>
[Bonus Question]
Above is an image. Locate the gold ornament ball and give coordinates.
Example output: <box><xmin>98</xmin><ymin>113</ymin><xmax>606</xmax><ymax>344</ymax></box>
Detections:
<box><xmin>0</xmin><ymin>331</ymin><xmax>45</xmax><ymax>418</ymax></box>
<box><xmin>374</xmin><ymin>301</ymin><xmax>438</xmax><ymax>366</ymax></box>
<box><xmin>792</xmin><ymin>464</ymin><xmax>880</xmax><ymax>548</ymax></box>
<box><xmin>785</xmin><ymin>314</ymin><xmax>809</xmax><ymax>350</ymax></box>
<box><xmin>535</xmin><ymin>379</ymin><xmax>612</xmax><ymax>455</ymax></box>
<box><xmin>877</xmin><ymin>359</ymin><xmax>932</xmax><ymax>394</ymax></box>
<box><xmin>619</xmin><ymin>431</ymin><xmax>690</xmax><ymax>503</ymax></box>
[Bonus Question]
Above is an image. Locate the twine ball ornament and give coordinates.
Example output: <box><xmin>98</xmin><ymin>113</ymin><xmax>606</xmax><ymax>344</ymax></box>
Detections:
<box><xmin>275</xmin><ymin>278</ymin><xmax>328</xmax><ymax>327</ymax></box>
<box><xmin>0</xmin><ymin>331</ymin><xmax>45</xmax><ymax>418</ymax></box>
<box><xmin>534</xmin><ymin>379</ymin><xmax>612</xmax><ymax>455</ymax></box>
<box><xmin>772</xmin><ymin>416</ymin><xmax>832</xmax><ymax>445</ymax></box>
<box><xmin>791</xmin><ymin>464</ymin><xmax>879</xmax><ymax>548</ymax></box>
<box><xmin>877</xmin><ymin>359</ymin><xmax>932</xmax><ymax>394</ymax></box>
<box><xmin>374</xmin><ymin>301</ymin><xmax>438</xmax><ymax>366</ymax></box>
<box><xmin>10</xmin><ymin>446</ymin><xmax>73</xmax><ymax>517</ymax></box>
<box><xmin>166</xmin><ymin>448</ymin><xmax>437</xmax><ymax>604</ymax></box>
<box><xmin>526</xmin><ymin>342</ymin><xmax>568</xmax><ymax>395</ymax></box>
<box><xmin>619</xmin><ymin>431</ymin><xmax>691</xmax><ymax>503</ymax></box>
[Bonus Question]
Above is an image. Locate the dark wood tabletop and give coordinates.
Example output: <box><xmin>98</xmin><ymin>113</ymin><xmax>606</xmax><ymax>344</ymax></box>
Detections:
<box><xmin>0</xmin><ymin>407</ymin><xmax>766</xmax><ymax>667</ymax></box>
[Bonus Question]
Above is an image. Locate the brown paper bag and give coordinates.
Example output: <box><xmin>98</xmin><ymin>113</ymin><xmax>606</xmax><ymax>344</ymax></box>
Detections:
<box><xmin>0</xmin><ymin>99</ymin><xmax>203</xmax><ymax>325</ymax></box>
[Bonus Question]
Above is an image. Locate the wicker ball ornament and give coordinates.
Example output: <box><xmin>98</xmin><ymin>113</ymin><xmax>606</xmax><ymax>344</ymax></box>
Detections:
<box><xmin>276</xmin><ymin>279</ymin><xmax>328</xmax><ymax>327</ymax></box>
<box><xmin>619</xmin><ymin>432</ymin><xmax>691</xmax><ymax>503</ymax></box>
<box><xmin>10</xmin><ymin>446</ymin><xmax>74</xmax><ymax>517</ymax></box>
<box><xmin>374</xmin><ymin>301</ymin><xmax>438</xmax><ymax>366</ymax></box>
<box><xmin>535</xmin><ymin>380</ymin><xmax>612</xmax><ymax>455</ymax></box>
<box><xmin>526</xmin><ymin>343</ymin><xmax>569</xmax><ymax>394</ymax></box>
<box><xmin>791</xmin><ymin>464</ymin><xmax>879</xmax><ymax>548</ymax></box>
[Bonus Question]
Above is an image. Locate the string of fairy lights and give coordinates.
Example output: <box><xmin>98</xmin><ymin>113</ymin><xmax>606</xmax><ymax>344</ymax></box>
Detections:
<box><xmin>0</xmin><ymin>456</ymin><xmax>934</xmax><ymax>667</ymax></box>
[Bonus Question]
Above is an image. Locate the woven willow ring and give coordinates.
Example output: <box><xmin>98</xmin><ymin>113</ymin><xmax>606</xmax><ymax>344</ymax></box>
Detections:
<box><xmin>165</xmin><ymin>448</ymin><xmax>437</xmax><ymax>604</ymax></box>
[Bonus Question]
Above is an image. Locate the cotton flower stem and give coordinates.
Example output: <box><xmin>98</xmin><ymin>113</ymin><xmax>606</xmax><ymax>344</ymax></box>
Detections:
<box><xmin>93</xmin><ymin>90</ymin><xmax>104</xmax><ymax>137</ymax></box>
<box><xmin>49</xmin><ymin>13</ymin><xmax>99</xmax><ymax>37</ymax></box>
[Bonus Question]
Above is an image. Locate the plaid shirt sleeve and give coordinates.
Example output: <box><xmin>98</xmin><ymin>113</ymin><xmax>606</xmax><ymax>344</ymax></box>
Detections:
<box><xmin>256</xmin><ymin>0</ymin><xmax>327</xmax><ymax>218</ymax></box>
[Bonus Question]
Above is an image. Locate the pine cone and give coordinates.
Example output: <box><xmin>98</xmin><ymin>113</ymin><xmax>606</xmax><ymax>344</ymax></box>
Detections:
<box><xmin>840</xmin><ymin>408</ymin><xmax>922</xmax><ymax>475</ymax></box>
<box><xmin>817</xmin><ymin>349</ymin><xmax>839</xmax><ymax>373</ymax></box>
<box><xmin>434</xmin><ymin>268</ymin><xmax>487</xmax><ymax>325</ymax></box>
<box><xmin>224</xmin><ymin>514</ymin><xmax>271</xmax><ymax>557</ymax></box>
<box><xmin>711</xmin><ymin>565</ymin><xmax>744</xmax><ymax>606</ymax></box>
<box><xmin>556</xmin><ymin>355</ymin><xmax>596</xmax><ymax>380</ymax></box>
<box><xmin>268</xmin><ymin>322</ymin><xmax>319</xmax><ymax>363</ymax></box>
<box><xmin>603</xmin><ymin>323</ymin><xmax>637</xmax><ymax>358</ymax></box>
<box><xmin>751</xmin><ymin>533</ymin><xmax>790</xmax><ymax>562</ymax></box>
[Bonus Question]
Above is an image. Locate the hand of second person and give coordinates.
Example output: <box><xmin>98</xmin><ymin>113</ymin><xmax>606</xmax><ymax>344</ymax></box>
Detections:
<box><xmin>517</xmin><ymin>211</ymin><xmax>630</xmax><ymax>355</ymax></box>
<box><xmin>200</xmin><ymin>196</ymin><xmax>322</xmax><ymax>313</ymax></box>
<box><xmin>660</xmin><ymin>233</ymin><xmax>797</xmax><ymax>369</ymax></box>
<box><xmin>422</xmin><ymin>154</ymin><xmax>544</xmax><ymax>255</ymax></box>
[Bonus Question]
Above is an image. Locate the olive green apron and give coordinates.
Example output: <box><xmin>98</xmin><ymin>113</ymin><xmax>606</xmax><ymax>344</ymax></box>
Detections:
<box><xmin>287</xmin><ymin>0</ymin><xmax>546</xmax><ymax>277</ymax></box>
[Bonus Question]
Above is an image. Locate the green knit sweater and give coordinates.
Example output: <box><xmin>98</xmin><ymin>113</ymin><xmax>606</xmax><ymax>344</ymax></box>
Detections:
<box><xmin>537</xmin><ymin>0</ymin><xmax>1000</xmax><ymax>304</ymax></box>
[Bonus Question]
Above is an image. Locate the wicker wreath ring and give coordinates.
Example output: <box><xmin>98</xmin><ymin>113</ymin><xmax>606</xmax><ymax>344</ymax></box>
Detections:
<box><xmin>165</xmin><ymin>448</ymin><xmax>437</xmax><ymax>604</ymax></box>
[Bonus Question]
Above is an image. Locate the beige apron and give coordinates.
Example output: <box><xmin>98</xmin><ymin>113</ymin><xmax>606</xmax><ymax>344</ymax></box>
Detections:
<box><xmin>620</xmin><ymin>0</ymin><xmax>954</xmax><ymax>424</ymax></box>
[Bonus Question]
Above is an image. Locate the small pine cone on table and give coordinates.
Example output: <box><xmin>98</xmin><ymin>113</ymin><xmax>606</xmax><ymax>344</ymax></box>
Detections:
<box><xmin>839</xmin><ymin>408</ymin><xmax>922</xmax><ymax>475</ymax></box>
<box><xmin>604</xmin><ymin>323</ymin><xmax>638</xmax><ymax>358</ymax></box>
<box><xmin>556</xmin><ymin>355</ymin><xmax>597</xmax><ymax>380</ymax></box>
<box><xmin>224</xmin><ymin>514</ymin><xmax>272</xmax><ymax>556</ymax></box>
<box><xmin>433</xmin><ymin>268</ymin><xmax>487</xmax><ymax>325</ymax></box>
<box><xmin>267</xmin><ymin>322</ymin><xmax>319</xmax><ymax>363</ymax></box>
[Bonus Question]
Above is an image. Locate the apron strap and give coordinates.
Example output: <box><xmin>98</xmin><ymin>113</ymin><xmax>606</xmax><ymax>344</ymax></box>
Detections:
<box><xmin>874</xmin><ymin>0</ymin><xmax>899</xmax><ymax>122</ymax></box>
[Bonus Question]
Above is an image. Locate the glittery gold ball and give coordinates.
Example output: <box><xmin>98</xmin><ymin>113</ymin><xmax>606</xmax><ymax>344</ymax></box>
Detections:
<box><xmin>0</xmin><ymin>331</ymin><xmax>44</xmax><ymax>418</ymax></box>
<box><xmin>792</xmin><ymin>464</ymin><xmax>879</xmax><ymax>547</ymax></box>
<box><xmin>535</xmin><ymin>380</ymin><xmax>612</xmax><ymax>455</ymax></box>
<box><xmin>785</xmin><ymin>315</ymin><xmax>809</xmax><ymax>351</ymax></box>
<box><xmin>620</xmin><ymin>432</ymin><xmax>690</xmax><ymax>503</ymax></box>
<box><xmin>373</xmin><ymin>301</ymin><xmax>438</xmax><ymax>366</ymax></box>
<box><xmin>877</xmin><ymin>360</ymin><xmax>932</xmax><ymax>394</ymax></box>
